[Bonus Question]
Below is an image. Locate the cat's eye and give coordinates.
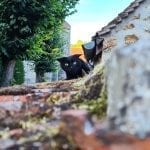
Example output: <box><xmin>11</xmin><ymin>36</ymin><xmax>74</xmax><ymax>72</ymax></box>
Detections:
<box><xmin>73</xmin><ymin>61</ymin><xmax>77</xmax><ymax>65</ymax></box>
<box><xmin>65</xmin><ymin>63</ymin><xmax>69</xmax><ymax>66</ymax></box>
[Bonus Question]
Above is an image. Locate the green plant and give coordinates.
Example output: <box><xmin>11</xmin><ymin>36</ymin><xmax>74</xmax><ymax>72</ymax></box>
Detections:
<box><xmin>0</xmin><ymin>0</ymin><xmax>79</xmax><ymax>86</ymax></box>
<box><xmin>13</xmin><ymin>60</ymin><xmax>24</xmax><ymax>85</ymax></box>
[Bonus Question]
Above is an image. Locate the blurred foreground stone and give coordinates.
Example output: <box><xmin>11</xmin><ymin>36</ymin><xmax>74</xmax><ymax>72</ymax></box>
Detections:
<box><xmin>1</xmin><ymin>39</ymin><xmax>150</xmax><ymax>149</ymax></box>
<box><xmin>0</xmin><ymin>64</ymin><xmax>106</xmax><ymax>149</ymax></box>
<box><xmin>61</xmin><ymin>110</ymin><xmax>150</xmax><ymax>150</ymax></box>
<box><xmin>107</xmin><ymin>39</ymin><xmax>150</xmax><ymax>137</ymax></box>
<box><xmin>60</xmin><ymin>39</ymin><xmax>150</xmax><ymax>150</ymax></box>
<box><xmin>0</xmin><ymin>80</ymin><xmax>79</xmax><ymax>110</ymax></box>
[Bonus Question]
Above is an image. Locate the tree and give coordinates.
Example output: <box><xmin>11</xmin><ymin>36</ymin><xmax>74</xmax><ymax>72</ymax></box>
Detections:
<box><xmin>34</xmin><ymin>27</ymin><xmax>64</xmax><ymax>82</ymax></box>
<box><xmin>0</xmin><ymin>0</ymin><xmax>79</xmax><ymax>87</ymax></box>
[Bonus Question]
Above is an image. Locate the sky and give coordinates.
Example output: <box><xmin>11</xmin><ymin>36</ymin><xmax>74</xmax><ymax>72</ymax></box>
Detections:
<box><xmin>66</xmin><ymin>0</ymin><xmax>133</xmax><ymax>44</ymax></box>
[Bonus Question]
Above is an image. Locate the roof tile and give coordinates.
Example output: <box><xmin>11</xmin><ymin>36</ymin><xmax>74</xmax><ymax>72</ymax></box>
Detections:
<box><xmin>93</xmin><ymin>0</ymin><xmax>146</xmax><ymax>38</ymax></box>
<box><xmin>97</xmin><ymin>29</ymin><xmax>111</xmax><ymax>36</ymax></box>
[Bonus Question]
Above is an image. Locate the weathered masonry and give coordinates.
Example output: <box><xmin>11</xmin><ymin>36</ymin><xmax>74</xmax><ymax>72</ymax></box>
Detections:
<box><xmin>92</xmin><ymin>0</ymin><xmax>150</xmax><ymax>63</ymax></box>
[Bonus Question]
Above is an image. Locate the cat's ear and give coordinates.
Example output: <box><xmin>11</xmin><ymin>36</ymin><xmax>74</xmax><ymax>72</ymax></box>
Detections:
<box><xmin>57</xmin><ymin>57</ymin><xmax>67</xmax><ymax>63</ymax></box>
<box><xmin>72</xmin><ymin>54</ymin><xmax>82</xmax><ymax>58</ymax></box>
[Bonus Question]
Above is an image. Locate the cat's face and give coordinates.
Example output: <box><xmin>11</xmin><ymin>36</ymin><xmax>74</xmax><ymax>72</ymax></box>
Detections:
<box><xmin>57</xmin><ymin>54</ymin><xmax>82</xmax><ymax>72</ymax></box>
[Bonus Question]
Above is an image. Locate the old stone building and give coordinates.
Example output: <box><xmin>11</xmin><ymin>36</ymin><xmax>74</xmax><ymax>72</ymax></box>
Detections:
<box><xmin>92</xmin><ymin>0</ymin><xmax>150</xmax><ymax>63</ymax></box>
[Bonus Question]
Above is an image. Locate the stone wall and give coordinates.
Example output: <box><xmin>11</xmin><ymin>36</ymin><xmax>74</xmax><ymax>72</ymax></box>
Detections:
<box><xmin>23</xmin><ymin>61</ymin><xmax>36</xmax><ymax>84</ymax></box>
<box><xmin>1</xmin><ymin>39</ymin><xmax>150</xmax><ymax>150</ymax></box>
<box><xmin>101</xmin><ymin>0</ymin><xmax>150</xmax><ymax>63</ymax></box>
<box><xmin>107</xmin><ymin>39</ymin><xmax>150</xmax><ymax>137</ymax></box>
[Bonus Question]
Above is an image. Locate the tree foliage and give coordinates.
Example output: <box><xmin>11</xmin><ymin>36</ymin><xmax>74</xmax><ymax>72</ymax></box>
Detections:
<box><xmin>0</xmin><ymin>0</ymin><xmax>79</xmax><ymax>59</ymax></box>
<box><xmin>34</xmin><ymin>31</ymin><xmax>63</xmax><ymax>73</ymax></box>
<box><xmin>0</xmin><ymin>0</ymin><xmax>79</xmax><ymax>86</ymax></box>
<box><xmin>33</xmin><ymin>27</ymin><xmax>64</xmax><ymax>82</ymax></box>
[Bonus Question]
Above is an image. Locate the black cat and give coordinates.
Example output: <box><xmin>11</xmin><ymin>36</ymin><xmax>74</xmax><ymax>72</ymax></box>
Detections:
<box><xmin>82</xmin><ymin>37</ymin><xmax>104</xmax><ymax>68</ymax></box>
<box><xmin>57</xmin><ymin>54</ymin><xmax>90</xmax><ymax>80</ymax></box>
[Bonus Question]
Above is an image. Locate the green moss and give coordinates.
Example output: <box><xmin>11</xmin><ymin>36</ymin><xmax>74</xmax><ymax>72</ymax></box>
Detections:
<box><xmin>73</xmin><ymin>85</ymin><xmax>107</xmax><ymax>119</ymax></box>
<box><xmin>72</xmin><ymin>64</ymin><xmax>107</xmax><ymax>119</ymax></box>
